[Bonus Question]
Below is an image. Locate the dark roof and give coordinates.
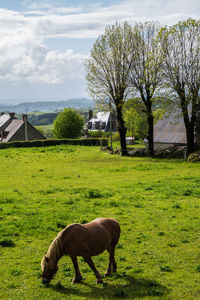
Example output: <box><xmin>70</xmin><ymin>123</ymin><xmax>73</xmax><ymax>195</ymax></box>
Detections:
<box><xmin>1</xmin><ymin>119</ymin><xmax>24</xmax><ymax>142</ymax></box>
<box><xmin>0</xmin><ymin>113</ymin><xmax>45</xmax><ymax>142</ymax></box>
<box><xmin>0</xmin><ymin>114</ymin><xmax>10</xmax><ymax>130</ymax></box>
<box><xmin>154</xmin><ymin>116</ymin><xmax>186</xmax><ymax>144</ymax></box>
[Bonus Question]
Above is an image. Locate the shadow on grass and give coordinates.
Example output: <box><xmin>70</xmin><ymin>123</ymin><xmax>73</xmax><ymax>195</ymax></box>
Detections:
<box><xmin>50</xmin><ymin>274</ymin><xmax>169</xmax><ymax>299</ymax></box>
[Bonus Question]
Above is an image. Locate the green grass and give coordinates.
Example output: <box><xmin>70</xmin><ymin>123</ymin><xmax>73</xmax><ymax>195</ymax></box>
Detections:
<box><xmin>0</xmin><ymin>145</ymin><xmax>200</xmax><ymax>299</ymax></box>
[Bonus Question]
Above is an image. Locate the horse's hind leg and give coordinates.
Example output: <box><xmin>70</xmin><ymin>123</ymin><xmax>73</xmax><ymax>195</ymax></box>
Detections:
<box><xmin>104</xmin><ymin>247</ymin><xmax>112</xmax><ymax>276</ymax></box>
<box><xmin>70</xmin><ymin>255</ymin><xmax>82</xmax><ymax>283</ymax></box>
<box><xmin>105</xmin><ymin>244</ymin><xmax>117</xmax><ymax>276</ymax></box>
<box><xmin>83</xmin><ymin>255</ymin><xmax>103</xmax><ymax>284</ymax></box>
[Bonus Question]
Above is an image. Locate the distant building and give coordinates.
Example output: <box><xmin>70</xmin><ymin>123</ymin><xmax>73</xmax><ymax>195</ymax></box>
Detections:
<box><xmin>145</xmin><ymin>115</ymin><xmax>187</xmax><ymax>151</ymax></box>
<box><xmin>85</xmin><ymin>110</ymin><xmax>117</xmax><ymax>132</ymax></box>
<box><xmin>0</xmin><ymin>112</ymin><xmax>45</xmax><ymax>142</ymax></box>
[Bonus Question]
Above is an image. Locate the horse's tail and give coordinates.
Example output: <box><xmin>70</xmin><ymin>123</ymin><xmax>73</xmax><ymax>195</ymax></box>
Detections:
<box><xmin>113</xmin><ymin>219</ymin><xmax>121</xmax><ymax>245</ymax></box>
<box><xmin>106</xmin><ymin>218</ymin><xmax>120</xmax><ymax>245</ymax></box>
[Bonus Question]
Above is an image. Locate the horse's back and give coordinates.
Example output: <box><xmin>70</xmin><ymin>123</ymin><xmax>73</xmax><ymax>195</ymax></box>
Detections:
<box><xmin>59</xmin><ymin>218</ymin><xmax>120</xmax><ymax>256</ymax></box>
<box><xmin>87</xmin><ymin>218</ymin><xmax>120</xmax><ymax>245</ymax></box>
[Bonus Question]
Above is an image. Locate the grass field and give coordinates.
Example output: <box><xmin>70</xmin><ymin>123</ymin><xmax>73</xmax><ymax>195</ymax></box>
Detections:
<box><xmin>0</xmin><ymin>145</ymin><xmax>200</xmax><ymax>299</ymax></box>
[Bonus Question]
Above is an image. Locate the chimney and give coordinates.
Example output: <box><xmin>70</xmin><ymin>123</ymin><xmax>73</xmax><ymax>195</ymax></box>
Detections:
<box><xmin>23</xmin><ymin>114</ymin><xmax>28</xmax><ymax>141</ymax></box>
<box><xmin>22</xmin><ymin>114</ymin><xmax>27</xmax><ymax>122</ymax></box>
<box><xmin>9</xmin><ymin>112</ymin><xmax>15</xmax><ymax>119</ymax></box>
<box><xmin>89</xmin><ymin>110</ymin><xmax>93</xmax><ymax>120</ymax></box>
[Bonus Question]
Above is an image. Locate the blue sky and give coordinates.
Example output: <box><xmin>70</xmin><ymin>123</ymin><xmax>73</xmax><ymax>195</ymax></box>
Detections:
<box><xmin>0</xmin><ymin>0</ymin><xmax>199</xmax><ymax>104</ymax></box>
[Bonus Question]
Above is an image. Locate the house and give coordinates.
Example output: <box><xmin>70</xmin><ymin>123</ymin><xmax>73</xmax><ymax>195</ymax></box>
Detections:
<box><xmin>0</xmin><ymin>112</ymin><xmax>45</xmax><ymax>142</ymax></box>
<box><xmin>85</xmin><ymin>110</ymin><xmax>117</xmax><ymax>132</ymax></box>
<box><xmin>150</xmin><ymin>115</ymin><xmax>187</xmax><ymax>151</ymax></box>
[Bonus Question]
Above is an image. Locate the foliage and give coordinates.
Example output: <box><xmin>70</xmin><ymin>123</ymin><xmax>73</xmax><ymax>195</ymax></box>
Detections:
<box><xmin>28</xmin><ymin>113</ymin><xmax>58</xmax><ymax>125</ymax></box>
<box><xmin>128</xmin><ymin>21</ymin><xmax>163</xmax><ymax>157</ymax></box>
<box><xmin>0</xmin><ymin>239</ymin><xmax>15</xmax><ymax>247</ymax></box>
<box><xmin>187</xmin><ymin>153</ymin><xmax>200</xmax><ymax>163</ymax></box>
<box><xmin>88</xmin><ymin>130</ymin><xmax>110</xmax><ymax>139</ymax></box>
<box><xmin>35</xmin><ymin>125</ymin><xmax>54</xmax><ymax>139</ymax></box>
<box><xmin>1</xmin><ymin>146</ymin><xmax>200</xmax><ymax>299</ymax></box>
<box><xmin>53</xmin><ymin>108</ymin><xmax>84</xmax><ymax>139</ymax></box>
<box><xmin>159</xmin><ymin>19</ymin><xmax>200</xmax><ymax>156</ymax></box>
<box><xmin>35</xmin><ymin>126</ymin><xmax>46</xmax><ymax>137</ymax></box>
<box><xmin>123</xmin><ymin>98</ymin><xmax>164</xmax><ymax>140</ymax></box>
<box><xmin>85</xmin><ymin>22</ymin><xmax>133</xmax><ymax>155</ymax></box>
<box><xmin>123</xmin><ymin>98</ymin><xmax>148</xmax><ymax>140</ymax></box>
<box><xmin>0</xmin><ymin>138</ymin><xmax>108</xmax><ymax>149</ymax></box>
<box><xmin>111</xmin><ymin>131</ymin><xmax>120</xmax><ymax>142</ymax></box>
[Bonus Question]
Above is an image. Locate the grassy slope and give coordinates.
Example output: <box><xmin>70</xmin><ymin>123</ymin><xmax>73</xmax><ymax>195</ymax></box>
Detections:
<box><xmin>0</xmin><ymin>145</ymin><xmax>200</xmax><ymax>299</ymax></box>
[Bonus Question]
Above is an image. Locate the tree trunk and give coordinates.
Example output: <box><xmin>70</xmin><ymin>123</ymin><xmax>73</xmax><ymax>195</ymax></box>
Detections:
<box><xmin>185</xmin><ymin>121</ymin><xmax>195</xmax><ymax>157</ymax></box>
<box><xmin>116</xmin><ymin>105</ymin><xmax>127</xmax><ymax>156</ymax></box>
<box><xmin>146</xmin><ymin>104</ymin><xmax>154</xmax><ymax>157</ymax></box>
<box><xmin>181</xmin><ymin>98</ymin><xmax>196</xmax><ymax>157</ymax></box>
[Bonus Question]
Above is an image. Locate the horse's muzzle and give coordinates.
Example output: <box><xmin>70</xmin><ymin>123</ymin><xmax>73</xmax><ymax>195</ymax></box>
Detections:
<box><xmin>42</xmin><ymin>277</ymin><xmax>50</xmax><ymax>284</ymax></box>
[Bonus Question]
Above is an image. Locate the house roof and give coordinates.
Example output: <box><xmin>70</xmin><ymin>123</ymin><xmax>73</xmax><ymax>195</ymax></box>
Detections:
<box><xmin>0</xmin><ymin>114</ymin><xmax>10</xmax><ymax>130</ymax></box>
<box><xmin>89</xmin><ymin>111</ymin><xmax>110</xmax><ymax>124</ymax></box>
<box><xmin>1</xmin><ymin>119</ymin><xmax>24</xmax><ymax>142</ymax></box>
<box><xmin>0</xmin><ymin>113</ymin><xmax>45</xmax><ymax>142</ymax></box>
<box><xmin>154</xmin><ymin>116</ymin><xmax>186</xmax><ymax>144</ymax></box>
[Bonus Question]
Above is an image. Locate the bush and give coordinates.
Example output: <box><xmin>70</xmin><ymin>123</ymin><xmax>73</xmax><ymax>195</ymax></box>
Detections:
<box><xmin>187</xmin><ymin>152</ymin><xmax>200</xmax><ymax>162</ymax></box>
<box><xmin>0</xmin><ymin>138</ymin><xmax>108</xmax><ymax>149</ymax></box>
<box><xmin>0</xmin><ymin>239</ymin><xmax>15</xmax><ymax>247</ymax></box>
<box><xmin>53</xmin><ymin>108</ymin><xmax>84</xmax><ymax>139</ymax></box>
<box><xmin>112</xmin><ymin>131</ymin><xmax>120</xmax><ymax>142</ymax></box>
<box><xmin>88</xmin><ymin>131</ymin><xmax>110</xmax><ymax>138</ymax></box>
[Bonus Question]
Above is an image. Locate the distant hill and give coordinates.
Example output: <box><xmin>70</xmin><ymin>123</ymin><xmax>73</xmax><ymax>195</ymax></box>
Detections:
<box><xmin>0</xmin><ymin>98</ymin><xmax>94</xmax><ymax>113</ymax></box>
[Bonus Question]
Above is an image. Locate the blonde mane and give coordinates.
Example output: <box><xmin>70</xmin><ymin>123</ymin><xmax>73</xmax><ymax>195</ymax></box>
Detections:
<box><xmin>44</xmin><ymin>233</ymin><xmax>63</xmax><ymax>268</ymax></box>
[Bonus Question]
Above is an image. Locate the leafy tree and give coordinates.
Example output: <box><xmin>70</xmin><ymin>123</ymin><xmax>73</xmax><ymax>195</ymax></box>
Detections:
<box><xmin>53</xmin><ymin>108</ymin><xmax>84</xmax><ymax>139</ymax></box>
<box><xmin>35</xmin><ymin>126</ymin><xmax>45</xmax><ymax>137</ymax></box>
<box><xmin>123</xmin><ymin>98</ymin><xmax>148</xmax><ymax>140</ymax></box>
<box><xmin>85</xmin><ymin>22</ymin><xmax>133</xmax><ymax>155</ymax></box>
<box><xmin>159</xmin><ymin>19</ymin><xmax>200</xmax><ymax>156</ymax></box>
<box><xmin>123</xmin><ymin>98</ymin><xmax>164</xmax><ymax>140</ymax></box>
<box><xmin>128</xmin><ymin>21</ymin><xmax>163</xmax><ymax>157</ymax></box>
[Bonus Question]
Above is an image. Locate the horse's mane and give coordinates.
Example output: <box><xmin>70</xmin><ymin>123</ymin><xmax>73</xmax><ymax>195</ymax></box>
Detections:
<box><xmin>45</xmin><ymin>233</ymin><xmax>63</xmax><ymax>267</ymax></box>
<box><xmin>43</xmin><ymin>224</ymin><xmax>83</xmax><ymax>268</ymax></box>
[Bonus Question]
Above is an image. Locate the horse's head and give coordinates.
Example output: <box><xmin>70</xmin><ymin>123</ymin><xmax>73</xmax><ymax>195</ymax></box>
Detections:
<box><xmin>41</xmin><ymin>255</ymin><xmax>58</xmax><ymax>284</ymax></box>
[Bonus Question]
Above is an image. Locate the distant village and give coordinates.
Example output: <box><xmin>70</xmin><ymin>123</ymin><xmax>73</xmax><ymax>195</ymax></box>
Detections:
<box><xmin>0</xmin><ymin>106</ymin><xmax>195</xmax><ymax>153</ymax></box>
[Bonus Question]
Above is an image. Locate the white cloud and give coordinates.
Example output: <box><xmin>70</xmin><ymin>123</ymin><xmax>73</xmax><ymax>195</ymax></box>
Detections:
<box><xmin>0</xmin><ymin>0</ymin><xmax>199</xmax><ymax>101</ymax></box>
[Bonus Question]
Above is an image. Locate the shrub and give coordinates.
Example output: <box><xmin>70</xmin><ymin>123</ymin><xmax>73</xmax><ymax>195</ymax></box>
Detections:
<box><xmin>187</xmin><ymin>152</ymin><xmax>200</xmax><ymax>162</ymax></box>
<box><xmin>0</xmin><ymin>138</ymin><xmax>108</xmax><ymax>149</ymax></box>
<box><xmin>0</xmin><ymin>239</ymin><xmax>15</xmax><ymax>247</ymax></box>
<box><xmin>160</xmin><ymin>265</ymin><xmax>173</xmax><ymax>272</ymax></box>
<box><xmin>84</xmin><ymin>189</ymin><xmax>103</xmax><ymax>199</ymax></box>
<box><xmin>112</xmin><ymin>131</ymin><xmax>120</xmax><ymax>142</ymax></box>
<box><xmin>53</xmin><ymin>108</ymin><xmax>84</xmax><ymax>139</ymax></box>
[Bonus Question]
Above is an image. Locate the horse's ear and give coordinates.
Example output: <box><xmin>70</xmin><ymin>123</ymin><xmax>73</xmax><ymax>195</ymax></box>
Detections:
<box><xmin>45</xmin><ymin>255</ymin><xmax>49</xmax><ymax>262</ymax></box>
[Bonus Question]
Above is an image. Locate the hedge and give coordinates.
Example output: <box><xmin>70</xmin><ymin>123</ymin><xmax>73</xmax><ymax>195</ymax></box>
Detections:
<box><xmin>0</xmin><ymin>138</ymin><xmax>108</xmax><ymax>149</ymax></box>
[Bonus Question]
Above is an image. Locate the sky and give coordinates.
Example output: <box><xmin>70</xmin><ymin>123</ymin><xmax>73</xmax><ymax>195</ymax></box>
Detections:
<box><xmin>0</xmin><ymin>0</ymin><xmax>199</xmax><ymax>104</ymax></box>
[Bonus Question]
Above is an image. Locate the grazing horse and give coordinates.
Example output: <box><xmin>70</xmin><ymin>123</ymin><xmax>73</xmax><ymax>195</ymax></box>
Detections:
<box><xmin>41</xmin><ymin>218</ymin><xmax>120</xmax><ymax>284</ymax></box>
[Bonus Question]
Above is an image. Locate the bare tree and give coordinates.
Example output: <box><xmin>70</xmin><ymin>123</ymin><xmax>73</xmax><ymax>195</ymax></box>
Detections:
<box><xmin>129</xmin><ymin>21</ymin><xmax>163</xmax><ymax>157</ymax></box>
<box><xmin>159</xmin><ymin>19</ymin><xmax>200</xmax><ymax>156</ymax></box>
<box><xmin>85</xmin><ymin>22</ymin><xmax>133</xmax><ymax>155</ymax></box>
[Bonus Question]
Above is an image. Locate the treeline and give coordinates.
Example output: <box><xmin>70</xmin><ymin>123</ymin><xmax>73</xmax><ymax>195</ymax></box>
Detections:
<box><xmin>27</xmin><ymin>113</ymin><xmax>58</xmax><ymax>125</ymax></box>
<box><xmin>85</xmin><ymin>19</ymin><xmax>200</xmax><ymax>157</ymax></box>
<box><xmin>16</xmin><ymin>111</ymin><xmax>89</xmax><ymax>126</ymax></box>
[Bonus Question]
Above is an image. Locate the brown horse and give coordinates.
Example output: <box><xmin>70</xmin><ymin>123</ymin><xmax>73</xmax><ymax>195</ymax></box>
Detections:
<box><xmin>41</xmin><ymin>218</ymin><xmax>120</xmax><ymax>284</ymax></box>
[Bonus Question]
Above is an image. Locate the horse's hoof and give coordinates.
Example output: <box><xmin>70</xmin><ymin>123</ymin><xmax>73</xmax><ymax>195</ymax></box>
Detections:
<box><xmin>97</xmin><ymin>278</ymin><xmax>103</xmax><ymax>284</ymax></box>
<box><xmin>72</xmin><ymin>277</ymin><xmax>82</xmax><ymax>284</ymax></box>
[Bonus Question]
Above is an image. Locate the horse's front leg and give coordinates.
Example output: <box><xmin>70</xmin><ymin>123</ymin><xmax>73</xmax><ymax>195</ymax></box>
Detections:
<box><xmin>83</xmin><ymin>255</ymin><xmax>103</xmax><ymax>284</ymax></box>
<box><xmin>70</xmin><ymin>255</ymin><xmax>82</xmax><ymax>283</ymax></box>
